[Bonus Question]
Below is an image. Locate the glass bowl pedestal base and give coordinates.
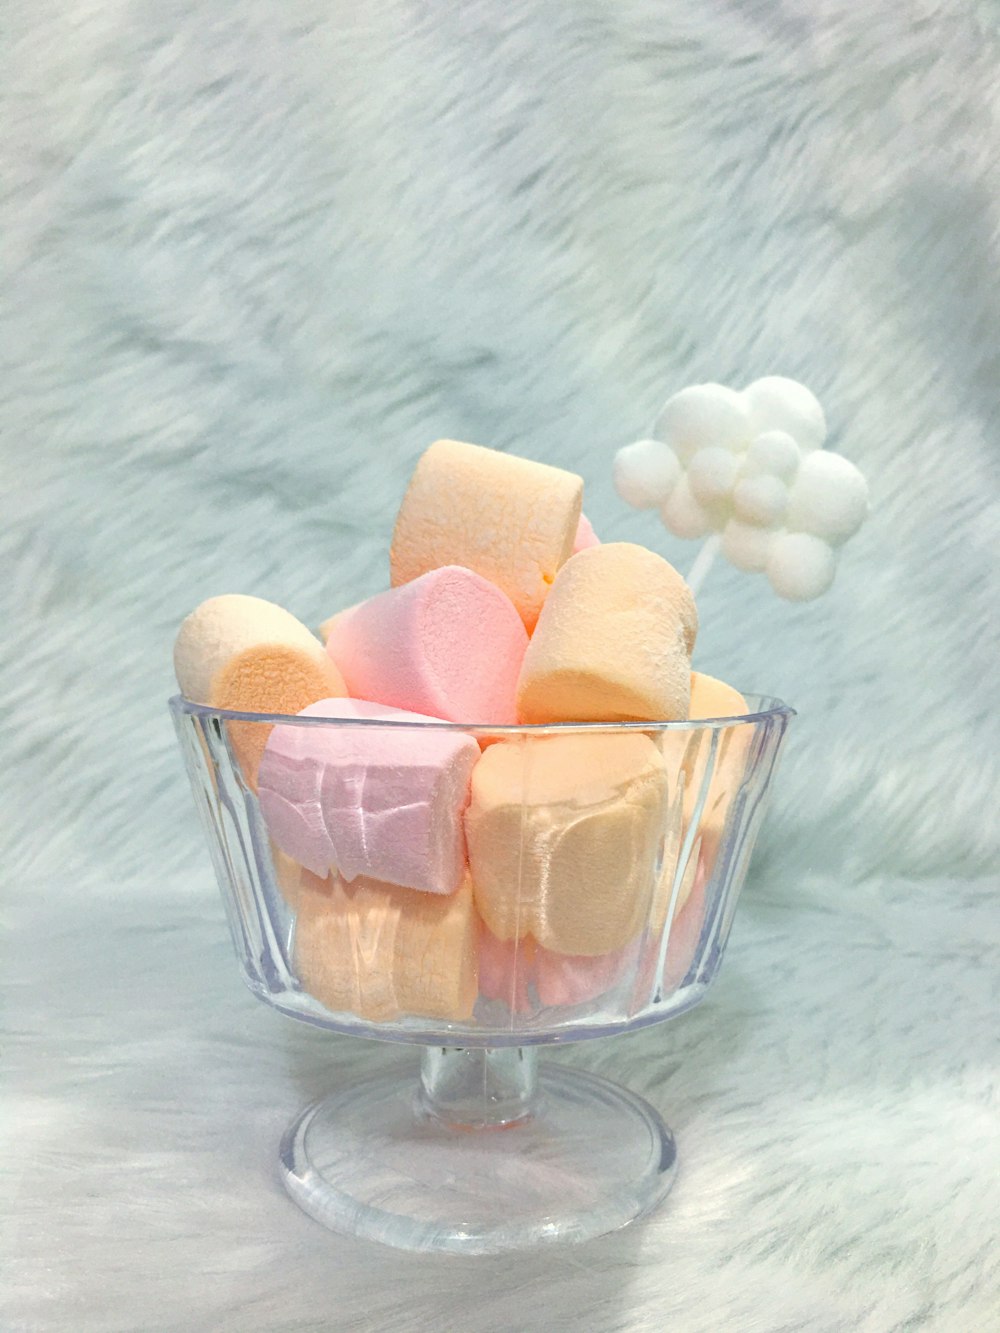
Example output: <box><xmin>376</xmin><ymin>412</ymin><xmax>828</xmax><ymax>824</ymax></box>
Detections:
<box><xmin>280</xmin><ymin>1045</ymin><xmax>676</xmax><ymax>1254</ymax></box>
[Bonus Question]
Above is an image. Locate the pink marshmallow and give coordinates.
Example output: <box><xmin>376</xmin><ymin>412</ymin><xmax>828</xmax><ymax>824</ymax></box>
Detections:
<box><xmin>572</xmin><ymin>514</ymin><xmax>601</xmax><ymax>554</ymax></box>
<box><xmin>477</xmin><ymin>924</ymin><xmax>534</xmax><ymax>1014</ymax></box>
<box><xmin>475</xmin><ymin>923</ymin><xmax>637</xmax><ymax>1013</ymax></box>
<box><xmin>326</xmin><ymin>566</ymin><xmax>528</xmax><ymax>725</ymax></box>
<box><xmin>535</xmin><ymin>938</ymin><xmax>638</xmax><ymax>1008</ymax></box>
<box><xmin>257</xmin><ymin>699</ymin><xmax>478</xmax><ymax>895</ymax></box>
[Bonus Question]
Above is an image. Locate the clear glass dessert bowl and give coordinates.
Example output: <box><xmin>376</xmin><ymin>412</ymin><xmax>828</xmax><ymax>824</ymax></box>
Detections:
<box><xmin>170</xmin><ymin>695</ymin><xmax>793</xmax><ymax>1254</ymax></box>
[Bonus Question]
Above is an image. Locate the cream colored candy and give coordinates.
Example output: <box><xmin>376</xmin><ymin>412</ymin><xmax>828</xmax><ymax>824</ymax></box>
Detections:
<box><xmin>174</xmin><ymin>594</ymin><xmax>330</xmax><ymax>704</ymax></box>
<box><xmin>294</xmin><ymin>873</ymin><xmax>479</xmax><ymax>1023</ymax></box>
<box><xmin>516</xmin><ymin>543</ymin><xmax>698</xmax><ymax>724</ymax></box>
<box><xmin>209</xmin><ymin>643</ymin><xmax>346</xmax><ymax>788</ymax></box>
<box><xmin>174</xmin><ymin>594</ymin><xmax>345</xmax><ymax>788</ymax></box>
<box><xmin>389</xmin><ymin>439</ymin><xmax>583</xmax><ymax>632</ymax></box>
<box><xmin>465</xmin><ymin>732</ymin><xmax>670</xmax><ymax>956</ymax></box>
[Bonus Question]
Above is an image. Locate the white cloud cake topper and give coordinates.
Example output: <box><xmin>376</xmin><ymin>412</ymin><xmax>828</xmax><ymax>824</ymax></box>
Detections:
<box><xmin>613</xmin><ymin>377</ymin><xmax>869</xmax><ymax>600</ymax></box>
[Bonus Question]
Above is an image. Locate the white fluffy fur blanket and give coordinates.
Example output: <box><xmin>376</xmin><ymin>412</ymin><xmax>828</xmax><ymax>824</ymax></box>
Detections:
<box><xmin>4</xmin><ymin>0</ymin><xmax>999</xmax><ymax>1327</ymax></box>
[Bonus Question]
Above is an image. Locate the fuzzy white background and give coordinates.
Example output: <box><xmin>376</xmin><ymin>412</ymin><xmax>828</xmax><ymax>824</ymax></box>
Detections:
<box><xmin>4</xmin><ymin>1</ymin><xmax>999</xmax><ymax>1329</ymax></box>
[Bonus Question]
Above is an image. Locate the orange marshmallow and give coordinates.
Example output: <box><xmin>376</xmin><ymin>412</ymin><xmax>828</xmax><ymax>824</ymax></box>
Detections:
<box><xmin>293</xmin><ymin>873</ymin><xmax>479</xmax><ymax>1023</ymax></box>
<box><xmin>689</xmin><ymin>671</ymin><xmax>749</xmax><ymax>723</ymax></box>
<box><xmin>676</xmin><ymin>672</ymin><xmax>752</xmax><ymax>843</ymax></box>
<box><xmin>651</xmin><ymin>829</ymin><xmax>701</xmax><ymax>935</ymax></box>
<box><xmin>516</xmin><ymin>543</ymin><xmax>698</xmax><ymax>723</ymax></box>
<box><xmin>210</xmin><ymin>643</ymin><xmax>346</xmax><ymax>787</ymax></box>
<box><xmin>389</xmin><ymin>439</ymin><xmax>583</xmax><ymax>632</ymax></box>
<box><xmin>465</xmin><ymin>732</ymin><xmax>670</xmax><ymax>956</ymax></box>
<box><xmin>270</xmin><ymin>848</ymin><xmax>334</xmax><ymax>914</ymax></box>
<box><xmin>634</xmin><ymin>839</ymin><xmax>711</xmax><ymax>1004</ymax></box>
<box><xmin>174</xmin><ymin>594</ymin><xmax>329</xmax><ymax>704</ymax></box>
<box><xmin>173</xmin><ymin>593</ymin><xmax>344</xmax><ymax>787</ymax></box>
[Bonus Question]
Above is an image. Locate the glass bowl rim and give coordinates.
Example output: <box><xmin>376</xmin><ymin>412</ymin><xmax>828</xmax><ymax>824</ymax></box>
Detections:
<box><xmin>168</xmin><ymin>692</ymin><xmax>795</xmax><ymax>734</ymax></box>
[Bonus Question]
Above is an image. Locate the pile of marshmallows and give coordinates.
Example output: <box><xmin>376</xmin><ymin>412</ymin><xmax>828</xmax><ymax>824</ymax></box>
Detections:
<box><xmin>174</xmin><ymin>440</ymin><xmax>747</xmax><ymax>1024</ymax></box>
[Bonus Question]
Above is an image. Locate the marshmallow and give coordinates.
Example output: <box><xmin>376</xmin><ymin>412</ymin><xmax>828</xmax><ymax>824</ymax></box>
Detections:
<box><xmin>689</xmin><ymin>671</ymin><xmax>749</xmax><ymax>723</ymax></box>
<box><xmin>676</xmin><ymin>673</ymin><xmax>751</xmax><ymax>843</ymax></box>
<box><xmin>210</xmin><ymin>643</ymin><xmax>347</xmax><ymax>787</ymax></box>
<box><xmin>173</xmin><ymin>594</ymin><xmax>345</xmax><ymax>786</ymax></box>
<box><xmin>634</xmin><ymin>831</ymin><xmax>714</xmax><ymax>1002</ymax></box>
<box><xmin>638</xmin><ymin>841</ymin><xmax>711</xmax><ymax>1001</ymax></box>
<box><xmin>270</xmin><ymin>847</ymin><xmax>333</xmax><ymax>913</ymax></box>
<box><xmin>174</xmin><ymin>594</ymin><xmax>332</xmax><ymax>704</ymax></box>
<box><xmin>258</xmin><ymin>698</ymin><xmax>479</xmax><ymax>893</ymax></box>
<box><xmin>572</xmin><ymin>513</ymin><xmax>601</xmax><ymax>553</ymax></box>
<box><xmin>294</xmin><ymin>873</ymin><xmax>478</xmax><ymax>1022</ymax></box>
<box><xmin>651</xmin><ymin>830</ymin><xmax>701</xmax><ymax>935</ymax></box>
<box><xmin>534</xmin><ymin>938</ymin><xmax>639</xmax><ymax>1009</ymax></box>
<box><xmin>465</xmin><ymin>732</ymin><xmax>670</xmax><ymax>956</ymax></box>
<box><xmin>476</xmin><ymin>923</ymin><xmax>639</xmax><ymax>1012</ymax></box>
<box><xmin>390</xmin><ymin>439</ymin><xmax>583</xmax><ymax>632</ymax></box>
<box><xmin>326</xmin><ymin>566</ymin><xmax>527</xmax><ymax>724</ymax></box>
<box><xmin>516</xmin><ymin>543</ymin><xmax>698</xmax><ymax>724</ymax></box>
<box><xmin>661</xmin><ymin>872</ymin><xmax>707</xmax><ymax>992</ymax></box>
<box><xmin>477</xmin><ymin>925</ymin><xmax>535</xmax><ymax>1014</ymax></box>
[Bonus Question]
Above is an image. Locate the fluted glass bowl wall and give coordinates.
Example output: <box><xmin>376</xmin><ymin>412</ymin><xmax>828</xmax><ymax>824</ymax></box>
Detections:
<box><xmin>170</xmin><ymin>696</ymin><xmax>793</xmax><ymax>1047</ymax></box>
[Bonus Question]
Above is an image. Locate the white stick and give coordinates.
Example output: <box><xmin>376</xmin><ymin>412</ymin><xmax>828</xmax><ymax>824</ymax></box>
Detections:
<box><xmin>685</xmin><ymin>534</ymin><xmax>721</xmax><ymax>597</ymax></box>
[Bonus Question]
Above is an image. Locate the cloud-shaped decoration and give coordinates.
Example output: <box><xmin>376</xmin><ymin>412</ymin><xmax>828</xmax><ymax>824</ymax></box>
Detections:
<box><xmin>613</xmin><ymin>377</ymin><xmax>869</xmax><ymax>601</ymax></box>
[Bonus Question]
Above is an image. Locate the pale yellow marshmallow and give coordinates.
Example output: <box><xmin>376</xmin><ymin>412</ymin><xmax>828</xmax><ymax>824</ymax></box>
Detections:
<box><xmin>516</xmin><ymin>543</ymin><xmax>698</xmax><ymax>724</ymax></box>
<box><xmin>174</xmin><ymin>594</ymin><xmax>330</xmax><ymax>704</ymax></box>
<box><xmin>390</xmin><ymin>439</ymin><xmax>583</xmax><ymax>632</ymax></box>
<box><xmin>465</xmin><ymin>733</ymin><xmax>670</xmax><ymax>957</ymax></box>
<box><xmin>293</xmin><ymin>873</ymin><xmax>479</xmax><ymax>1023</ymax></box>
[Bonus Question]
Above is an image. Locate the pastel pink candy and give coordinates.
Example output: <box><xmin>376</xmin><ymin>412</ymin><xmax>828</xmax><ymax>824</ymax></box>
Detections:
<box><xmin>326</xmin><ymin>566</ymin><xmax>528</xmax><ymax>725</ymax></box>
<box><xmin>535</xmin><ymin>938</ymin><xmax>639</xmax><ymax>1008</ymax></box>
<box><xmin>476</xmin><ymin>924</ymin><xmax>637</xmax><ymax>1013</ymax></box>
<box><xmin>257</xmin><ymin>699</ymin><xmax>479</xmax><ymax>894</ymax></box>
<box><xmin>572</xmin><ymin>514</ymin><xmax>601</xmax><ymax>554</ymax></box>
<box><xmin>477</xmin><ymin>924</ymin><xmax>534</xmax><ymax>1014</ymax></box>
